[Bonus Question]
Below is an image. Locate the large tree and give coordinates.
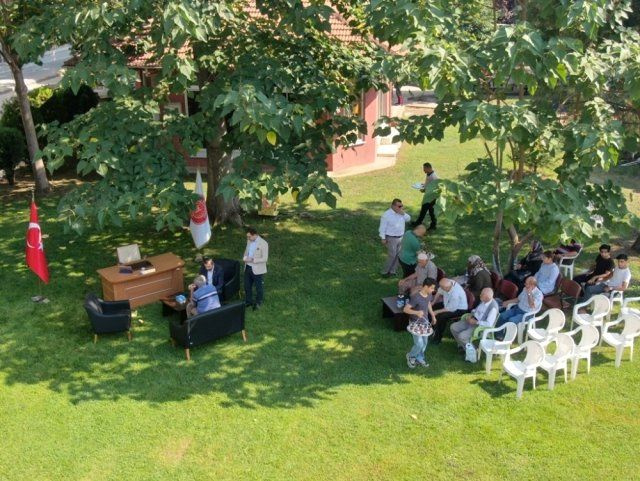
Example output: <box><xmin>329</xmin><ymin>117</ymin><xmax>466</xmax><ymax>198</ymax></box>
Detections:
<box><xmin>40</xmin><ymin>0</ymin><xmax>387</xmax><ymax>232</ymax></box>
<box><xmin>370</xmin><ymin>0</ymin><xmax>640</xmax><ymax>272</ymax></box>
<box><xmin>0</xmin><ymin>0</ymin><xmax>53</xmax><ymax>193</ymax></box>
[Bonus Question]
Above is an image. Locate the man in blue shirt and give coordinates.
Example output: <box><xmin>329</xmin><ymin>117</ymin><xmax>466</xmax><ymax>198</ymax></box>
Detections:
<box><xmin>187</xmin><ymin>275</ymin><xmax>221</xmax><ymax>318</ymax></box>
<box><xmin>534</xmin><ymin>250</ymin><xmax>560</xmax><ymax>295</ymax></box>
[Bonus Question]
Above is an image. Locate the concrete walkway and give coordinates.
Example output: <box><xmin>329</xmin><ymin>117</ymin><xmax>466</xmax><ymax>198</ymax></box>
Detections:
<box><xmin>0</xmin><ymin>45</ymin><xmax>71</xmax><ymax>109</ymax></box>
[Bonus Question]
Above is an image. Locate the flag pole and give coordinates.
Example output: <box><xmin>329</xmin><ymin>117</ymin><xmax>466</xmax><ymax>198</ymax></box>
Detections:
<box><xmin>29</xmin><ymin>187</ymin><xmax>49</xmax><ymax>303</ymax></box>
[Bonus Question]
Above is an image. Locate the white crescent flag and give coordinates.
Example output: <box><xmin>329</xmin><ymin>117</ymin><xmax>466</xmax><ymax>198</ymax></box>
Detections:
<box><xmin>189</xmin><ymin>169</ymin><xmax>211</xmax><ymax>249</ymax></box>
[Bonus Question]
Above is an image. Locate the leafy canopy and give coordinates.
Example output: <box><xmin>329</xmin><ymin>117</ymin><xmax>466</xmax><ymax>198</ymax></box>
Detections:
<box><xmin>371</xmin><ymin>0</ymin><xmax>640</xmax><ymax>260</ymax></box>
<box><xmin>39</xmin><ymin>1</ymin><xmax>389</xmax><ymax>232</ymax></box>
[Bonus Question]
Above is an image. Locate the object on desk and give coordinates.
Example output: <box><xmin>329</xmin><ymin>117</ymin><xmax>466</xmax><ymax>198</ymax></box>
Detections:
<box><xmin>117</xmin><ymin>244</ymin><xmax>141</xmax><ymax>264</ymax></box>
<box><xmin>139</xmin><ymin>267</ymin><xmax>156</xmax><ymax>275</ymax></box>
<box><xmin>118</xmin><ymin>265</ymin><xmax>133</xmax><ymax>274</ymax></box>
<box><xmin>129</xmin><ymin>259</ymin><xmax>153</xmax><ymax>271</ymax></box>
<box><xmin>411</xmin><ymin>182</ymin><xmax>423</xmax><ymax>190</ymax></box>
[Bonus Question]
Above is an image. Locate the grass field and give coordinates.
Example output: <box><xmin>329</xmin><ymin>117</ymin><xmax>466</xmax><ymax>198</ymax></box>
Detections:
<box><xmin>1</xmin><ymin>128</ymin><xmax>639</xmax><ymax>481</ymax></box>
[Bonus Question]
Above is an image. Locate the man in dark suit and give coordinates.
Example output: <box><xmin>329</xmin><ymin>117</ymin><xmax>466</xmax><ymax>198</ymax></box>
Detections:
<box><xmin>199</xmin><ymin>257</ymin><xmax>225</xmax><ymax>300</ymax></box>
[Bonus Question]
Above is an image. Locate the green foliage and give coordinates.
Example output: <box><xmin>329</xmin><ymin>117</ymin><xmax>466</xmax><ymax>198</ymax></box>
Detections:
<box><xmin>0</xmin><ymin>127</ymin><xmax>27</xmax><ymax>184</ymax></box>
<box><xmin>40</xmin><ymin>0</ymin><xmax>389</xmax><ymax>232</ymax></box>
<box><xmin>370</xmin><ymin>0</ymin><xmax>640</xmax><ymax>265</ymax></box>
<box><xmin>0</xmin><ymin>86</ymin><xmax>54</xmax><ymax>133</ymax></box>
<box><xmin>0</xmin><ymin>85</ymin><xmax>98</xmax><ymax>155</ymax></box>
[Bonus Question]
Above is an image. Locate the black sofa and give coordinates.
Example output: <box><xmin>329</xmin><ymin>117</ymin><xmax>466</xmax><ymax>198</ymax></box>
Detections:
<box><xmin>169</xmin><ymin>300</ymin><xmax>246</xmax><ymax>360</ymax></box>
<box><xmin>216</xmin><ymin>258</ymin><xmax>240</xmax><ymax>302</ymax></box>
<box><xmin>84</xmin><ymin>293</ymin><xmax>132</xmax><ymax>343</ymax></box>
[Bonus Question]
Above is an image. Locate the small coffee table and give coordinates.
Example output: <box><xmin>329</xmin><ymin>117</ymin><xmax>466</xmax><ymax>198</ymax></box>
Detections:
<box><xmin>381</xmin><ymin>296</ymin><xmax>409</xmax><ymax>332</ymax></box>
<box><xmin>160</xmin><ymin>294</ymin><xmax>188</xmax><ymax>323</ymax></box>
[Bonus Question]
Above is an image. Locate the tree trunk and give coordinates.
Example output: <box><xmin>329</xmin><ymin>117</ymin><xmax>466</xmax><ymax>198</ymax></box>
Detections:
<box><xmin>632</xmin><ymin>233</ymin><xmax>640</xmax><ymax>252</ymax></box>
<box><xmin>7</xmin><ymin>58</ymin><xmax>50</xmax><ymax>193</ymax></box>
<box><xmin>205</xmin><ymin>120</ymin><xmax>242</xmax><ymax>226</ymax></box>
<box><xmin>492</xmin><ymin>209</ymin><xmax>504</xmax><ymax>275</ymax></box>
<box><xmin>507</xmin><ymin>225</ymin><xmax>533</xmax><ymax>271</ymax></box>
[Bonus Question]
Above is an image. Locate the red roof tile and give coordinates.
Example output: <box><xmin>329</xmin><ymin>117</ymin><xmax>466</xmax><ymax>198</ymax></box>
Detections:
<box><xmin>125</xmin><ymin>2</ymin><xmax>364</xmax><ymax>68</ymax></box>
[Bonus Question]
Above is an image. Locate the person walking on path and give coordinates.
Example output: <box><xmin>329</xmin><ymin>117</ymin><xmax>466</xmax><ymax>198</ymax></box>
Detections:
<box><xmin>398</xmin><ymin>224</ymin><xmax>427</xmax><ymax>278</ymax></box>
<box><xmin>379</xmin><ymin>198</ymin><xmax>411</xmax><ymax>278</ymax></box>
<box><xmin>243</xmin><ymin>227</ymin><xmax>269</xmax><ymax>310</ymax></box>
<box><xmin>412</xmin><ymin>162</ymin><xmax>438</xmax><ymax>230</ymax></box>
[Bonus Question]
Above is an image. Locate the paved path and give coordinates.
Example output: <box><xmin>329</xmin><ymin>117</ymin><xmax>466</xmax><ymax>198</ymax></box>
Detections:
<box><xmin>0</xmin><ymin>45</ymin><xmax>71</xmax><ymax>109</ymax></box>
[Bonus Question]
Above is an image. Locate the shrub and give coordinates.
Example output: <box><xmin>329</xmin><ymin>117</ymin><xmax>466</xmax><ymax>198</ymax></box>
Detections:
<box><xmin>0</xmin><ymin>127</ymin><xmax>27</xmax><ymax>185</ymax></box>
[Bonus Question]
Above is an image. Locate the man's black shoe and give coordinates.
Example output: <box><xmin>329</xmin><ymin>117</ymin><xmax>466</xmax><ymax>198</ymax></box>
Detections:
<box><xmin>245</xmin><ymin>301</ymin><xmax>254</xmax><ymax>308</ymax></box>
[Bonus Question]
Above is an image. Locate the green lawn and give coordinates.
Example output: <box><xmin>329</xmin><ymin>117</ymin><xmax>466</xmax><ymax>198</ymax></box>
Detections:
<box><xmin>1</xmin><ymin>129</ymin><xmax>639</xmax><ymax>481</ymax></box>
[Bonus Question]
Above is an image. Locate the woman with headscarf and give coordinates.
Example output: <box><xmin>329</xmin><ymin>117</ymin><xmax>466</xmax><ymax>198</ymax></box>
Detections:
<box><xmin>504</xmin><ymin>240</ymin><xmax>544</xmax><ymax>291</ymax></box>
<box><xmin>466</xmin><ymin>255</ymin><xmax>492</xmax><ymax>303</ymax></box>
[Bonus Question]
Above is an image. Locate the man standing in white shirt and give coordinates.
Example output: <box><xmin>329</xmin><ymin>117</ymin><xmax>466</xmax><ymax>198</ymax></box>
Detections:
<box><xmin>379</xmin><ymin>198</ymin><xmax>411</xmax><ymax>278</ymax></box>
<box><xmin>584</xmin><ymin>253</ymin><xmax>631</xmax><ymax>299</ymax></box>
<box><xmin>431</xmin><ymin>278</ymin><xmax>469</xmax><ymax>344</ymax></box>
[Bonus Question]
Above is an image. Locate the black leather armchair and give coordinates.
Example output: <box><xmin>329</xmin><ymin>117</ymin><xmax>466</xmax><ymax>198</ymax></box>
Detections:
<box><xmin>169</xmin><ymin>300</ymin><xmax>246</xmax><ymax>360</ymax></box>
<box><xmin>216</xmin><ymin>258</ymin><xmax>241</xmax><ymax>302</ymax></box>
<box><xmin>84</xmin><ymin>293</ymin><xmax>132</xmax><ymax>343</ymax></box>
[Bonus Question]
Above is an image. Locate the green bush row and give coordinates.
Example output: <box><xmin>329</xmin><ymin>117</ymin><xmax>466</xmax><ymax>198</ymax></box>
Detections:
<box><xmin>0</xmin><ymin>85</ymin><xmax>98</xmax><ymax>183</ymax></box>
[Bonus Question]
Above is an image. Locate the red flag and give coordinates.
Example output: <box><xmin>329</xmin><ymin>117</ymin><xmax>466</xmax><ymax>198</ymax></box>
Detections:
<box><xmin>25</xmin><ymin>201</ymin><xmax>50</xmax><ymax>284</ymax></box>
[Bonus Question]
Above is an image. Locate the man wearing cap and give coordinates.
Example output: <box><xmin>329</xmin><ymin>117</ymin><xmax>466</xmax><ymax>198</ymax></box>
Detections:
<box><xmin>583</xmin><ymin>254</ymin><xmax>632</xmax><ymax>299</ymax></box>
<box><xmin>379</xmin><ymin>198</ymin><xmax>411</xmax><ymax>278</ymax></box>
<box><xmin>398</xmin><ymin>251</ymin><xmax>438</xmax><ymax>296</ymax></box>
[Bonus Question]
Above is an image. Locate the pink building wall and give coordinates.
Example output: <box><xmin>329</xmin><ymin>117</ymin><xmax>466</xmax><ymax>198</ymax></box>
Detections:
<box><xmin>137</xmin><ymin>72</ymin><xmax>390</xmax><ymax>173</ymax></box>
<box><xmin>326</xmin><ymin>88</ymin><xmax>390</xmax><ymax>172</ymax></box>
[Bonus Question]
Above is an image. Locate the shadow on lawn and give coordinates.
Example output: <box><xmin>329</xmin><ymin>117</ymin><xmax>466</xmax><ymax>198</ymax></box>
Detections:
<box><xmin>0</xmin><ymin>197</ymin><xmax>497</xmax><ymax>408</ymax></box>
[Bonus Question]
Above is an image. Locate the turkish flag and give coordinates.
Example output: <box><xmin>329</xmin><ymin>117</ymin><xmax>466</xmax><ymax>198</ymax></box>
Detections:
<box><xmin>25</xmin><ymin>201</ymin><xmax>50</xmax><ymax>284</ymax></box>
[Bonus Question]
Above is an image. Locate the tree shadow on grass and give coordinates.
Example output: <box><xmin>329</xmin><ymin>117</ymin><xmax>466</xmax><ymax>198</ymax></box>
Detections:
<box><xmin>0</xmin><ymin>193</ymin><xmax>521</xmax><ymax>408</ymax></box>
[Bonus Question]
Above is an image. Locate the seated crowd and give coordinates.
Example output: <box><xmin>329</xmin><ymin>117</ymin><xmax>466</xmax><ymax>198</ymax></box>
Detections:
<box><xmin>379</xmin><ymin>198</ymin><xmax>633</xmax><ymax>369</ymax></box>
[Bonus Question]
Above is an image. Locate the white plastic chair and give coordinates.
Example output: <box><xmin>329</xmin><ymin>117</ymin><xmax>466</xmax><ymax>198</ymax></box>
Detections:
<box><xmin>500</xmin><ymin>341</ymin><xmax>546</xmax><ymax>399</ymax></box>
<box><xmin>608</xmin><ymin>290</ymin><xmax>624</xmax><ymax>321</ymax></box>
<box><xmin>571</xmin><ymin>294</ymin><xmax>610</xmax><ymax>341</ymax></box>
<box><xmin>502</xmin><ymin>302</ymin><xmax>542</xmax><ymax>344</ymax></box>
<box><xmin>539</xmin><ymin>333</ymin><xmax>575</xmax><ymax>390</ymax></box>
<box><xmin>601</xmin><ymin>313</ymin><xmax>640</xmax><ymax>367</ymax></box>
<box><xmin>620</xmin><ymin>296</ymin><xmax>640</xmax><ymax>316</ymax></box>
<box><xmin>526</xmin><ymin>308</ymin><xmax>565</xmax><ymax>345</ymax></box>
<box><xmin>566</xmin><ymin>325</ymin><xmax>600</xmax><ymax>379</ymax></box>
<box><xmin>478</xmin><ymin>322</ymin><xmax>518</xmax><ymax>375</ymax></box>
<box><xmin>558</xmin><ymin>247</ymin><xmax>582</xmax><ymax>279</ymax></box>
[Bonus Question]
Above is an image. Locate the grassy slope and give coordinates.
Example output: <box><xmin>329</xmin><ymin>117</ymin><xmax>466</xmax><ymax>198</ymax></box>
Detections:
<box><xmin>0</xmin><ymin>129</ymin><xmax>639</xmax><ymax>481</ymax></box>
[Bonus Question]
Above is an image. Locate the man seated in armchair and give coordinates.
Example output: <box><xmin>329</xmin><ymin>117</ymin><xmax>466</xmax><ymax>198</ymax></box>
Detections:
<box><xmin>187</xmin><ymin>275</ymin><xmax>221</xmax><ymax>318</ymax></box>
<box><xmin>199</xmin><ymin>257</ymin><xmax>225</xmax><ymax>300</ymax></box>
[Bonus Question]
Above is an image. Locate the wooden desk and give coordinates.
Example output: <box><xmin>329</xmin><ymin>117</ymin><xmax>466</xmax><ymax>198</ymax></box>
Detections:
<box><xmin>97</xmin><ymin>253</ymin><xmax>185</xmax><ymax>308</ymax></box>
